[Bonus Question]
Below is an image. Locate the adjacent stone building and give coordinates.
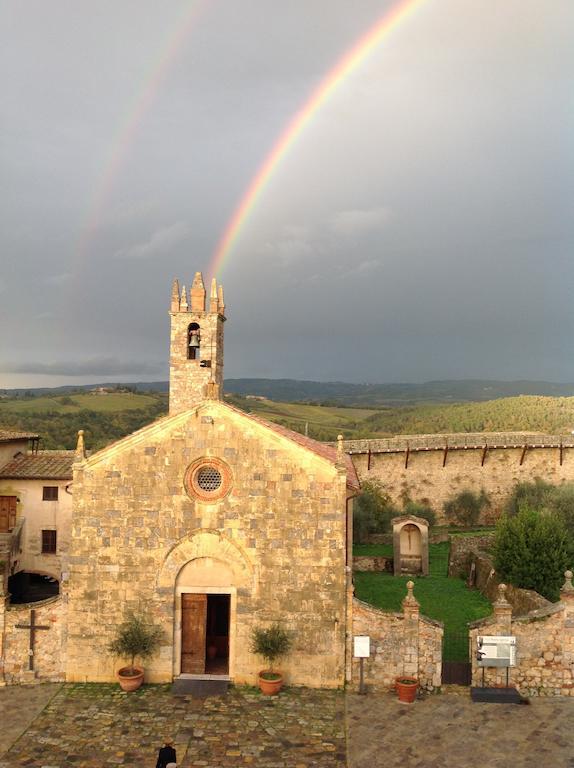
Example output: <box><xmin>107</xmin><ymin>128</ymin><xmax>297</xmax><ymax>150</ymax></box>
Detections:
<box><xmin>64</xmin><ymin>274</ymin><xmax>359</xmax><ymax>688</ymax></box>
<box><xmin>0</xmin><ymin>431</ymin><xmax>74</xmax><ymax>583</ymax></box>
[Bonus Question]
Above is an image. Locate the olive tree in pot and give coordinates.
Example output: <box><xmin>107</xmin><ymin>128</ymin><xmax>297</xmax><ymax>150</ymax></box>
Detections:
<box><xmin>107</xmin><ymin>612</ymin><xmax>165</xmax><ymax>692</ymax></box>
<box><xmin>250</xmin><ymin>623</ymin><xmax>292</xmax><ymax>695</ymax></box>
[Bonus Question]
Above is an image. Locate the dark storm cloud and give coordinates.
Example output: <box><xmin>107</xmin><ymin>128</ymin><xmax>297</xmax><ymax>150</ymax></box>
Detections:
<box><xmin>1</xmin><ymin>359</ymin><xmax>164</xmax><ymax>377</ymax></box>
<box><xmin>0</xmin><ymin>1</ymin><xmax>572</xmax><ymax>387</ymax></box>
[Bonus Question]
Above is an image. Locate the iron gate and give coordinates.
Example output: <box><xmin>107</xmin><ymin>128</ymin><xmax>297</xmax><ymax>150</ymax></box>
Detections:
<box><xmin>442</xmin><ymin>631</ymin><xmax>471</xmax><ymax>685</ymax></box>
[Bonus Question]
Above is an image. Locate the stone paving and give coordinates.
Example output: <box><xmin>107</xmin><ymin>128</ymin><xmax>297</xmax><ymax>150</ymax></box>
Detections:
<box><xmin>0</xmin><ymin>683</ymin><xmax>60</xmax><ymax>757</ymax></box>
<box><xmin>0</xmin><ymin>683</ymin><xmax>346</xmax><ymax>768</ymax></box>
<box><xmin>3</xmin><ymin>684</ymin><xmax>574</xmax><ymax>768</ymax></box>
<box><xmin>348</xmin><ymin>691</ymin><xmax>574</xmax><ymax>768</ymax></box>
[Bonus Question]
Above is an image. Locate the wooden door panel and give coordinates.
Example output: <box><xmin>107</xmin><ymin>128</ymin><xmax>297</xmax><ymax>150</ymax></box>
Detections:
<box><xmin>181</xmin><ymin>593</ymin><xmax>207</xmax><ymax>674</ymax></box>
<box><xmin>0</xmin><ymin>496</ymin><xmax>16</xmax><ymax>532</ymax></box>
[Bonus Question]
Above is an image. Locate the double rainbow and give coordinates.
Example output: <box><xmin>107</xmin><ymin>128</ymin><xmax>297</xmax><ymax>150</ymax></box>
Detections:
<box><xmin>208</xmin><ymin>0</ymin><xmax>426</xmax><ymax>279</ymax></box>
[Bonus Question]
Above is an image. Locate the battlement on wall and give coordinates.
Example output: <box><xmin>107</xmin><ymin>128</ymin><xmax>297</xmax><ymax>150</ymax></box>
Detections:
<box><xmin>347</xmin><ymin>432</ymin><xmax>574</xmax><ymax>525</ymax></box>
<box><xmin>343</xmin><ymin>432</ymin><xmax>574</xmax><ymax>455</ymax></box>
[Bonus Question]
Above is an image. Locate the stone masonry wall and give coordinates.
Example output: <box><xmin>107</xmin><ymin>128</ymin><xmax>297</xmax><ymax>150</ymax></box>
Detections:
<box><xmin>1</xmin><ymin>595</ymin><xmax>66</xmax><ymax>684</ymax></box>
<box><xmin>352</xmin><ymin>445</ymin><xmax>574</xmax><ymax>524</ymax></box>
<box><xmin>470</xmin><ymin>578</ymin><xmax>574</xmax><ymax>696</ymax></box>
<box><xmin>448</xmin><ymin>533</ymin><xmax>495</xmax><ymax>577</ymax></box>
<box><xmin>352</xmin><ymin>556</ymin><xmax>392</xmax><ymax>572</ymax></box>
<box><xmin>351</xmin><ymin>585</ymin><xmax>443</xmax><ymax>693</ymax></box>
<box><xmin>66</xmin><ymin>400</ymin><xmax>349</xmax><ymax>689</ymax></box>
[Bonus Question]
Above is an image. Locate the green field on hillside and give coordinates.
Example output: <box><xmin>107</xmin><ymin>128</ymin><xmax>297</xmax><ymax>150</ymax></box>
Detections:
<box><xmin>1</xmin><ymin>389</ymin><xmax>573</xmax><ymax>451</ymax></box>
<box><xmin>0</xmin><ymin>392</ymin><xmax>159</xmax><ymax>414</ymax></box>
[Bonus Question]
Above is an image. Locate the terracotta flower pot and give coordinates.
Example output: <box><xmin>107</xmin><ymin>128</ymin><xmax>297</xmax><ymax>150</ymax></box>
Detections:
<box><xmin>258</xmin><ymin>671</ymin><xmax>283</xmax><ymax>695</ymax></box>
<box><xmin>117</xmin><ymin>666</ymin><xmax>144</xmax><ymax>692</ymax></box>
<box><xmin>395</xmin><ymin>676</ymin><xmax>418</xmax><ymax>703</ymax></box>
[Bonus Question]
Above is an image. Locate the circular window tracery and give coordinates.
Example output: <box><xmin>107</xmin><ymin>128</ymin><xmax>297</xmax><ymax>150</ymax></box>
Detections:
<box><xmin>196</xmin><ymin>466</ymin><xmax>222</xmax><ymax>492</ymax></box>
<box><xmin>185</xmin><ymin>457</ymin><xmax>232</xmax><ymax>501</ymax></box>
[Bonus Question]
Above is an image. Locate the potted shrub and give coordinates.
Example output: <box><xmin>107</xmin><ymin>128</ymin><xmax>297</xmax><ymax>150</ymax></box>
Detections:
<box><xmin>107</xmin><ymin>612</ymin><xmax>164</xmax><ymax>692</ymax></box>
<box><xmin>250</xmin><ymin>623</ymin><xmax>292</xmax><ymax>695</ymax></box>
<box><xmin>395</xmin><ymin>675</ymin><xmax>418</xmax><ymax>703</ymax></box>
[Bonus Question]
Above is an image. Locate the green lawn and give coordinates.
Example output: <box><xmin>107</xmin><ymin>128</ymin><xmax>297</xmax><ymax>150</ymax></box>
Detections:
<box><xmin>353</xmin><ymin>542</ymin><xmax>492</xmax><ymax>660</ymax></box>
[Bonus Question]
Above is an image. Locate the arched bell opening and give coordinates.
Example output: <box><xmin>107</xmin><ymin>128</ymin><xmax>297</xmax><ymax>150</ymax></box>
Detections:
<box><xmin>187</xmin><ymin>322</ymin><xmax>200</xmax><ymax>360</ymax></box>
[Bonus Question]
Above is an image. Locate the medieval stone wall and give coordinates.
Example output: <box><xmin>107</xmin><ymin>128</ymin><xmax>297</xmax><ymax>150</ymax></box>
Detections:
<box><xmin>65</xmin><ymin>401</ymin><xmax>349</xmax><ymax>689</ymax></box>
<box><xmin>351</xmin><ymin>443</ymin><xmax>574</xmax><ymax>524</ymax></box>
<box><xmin>0</xmin><ymin>595</ymin><xmax>66</xmax><ymax>684</ymax></box>
<box><xmin>351</xmin><ymin>590</ymin><xmax>443</xmax><ymax>693</ymax></box>
<box><xmin>470</xmin><ymin>579</ymin><xmax>574</xmax><ymax>696</ymax></box>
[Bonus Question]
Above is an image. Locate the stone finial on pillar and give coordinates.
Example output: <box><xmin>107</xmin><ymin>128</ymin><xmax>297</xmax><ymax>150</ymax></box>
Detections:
<box><xmin>180</xmin><ymin>285</ymin><xmax>188</xmax><ymax>311</ymax></box>
<box><xmin>336</xmin><ymin>434</ymin><xmax>345</xmax><ymax>467</ymax></box>
<box><xmin>217</xmin><ymin>284</ymin><xmax>225</xmax><ymax>315</ymax></box>
<box><xmin>170</xmin><ymin>279</ymin><xmax>180</xmax><ymax>311</ymax></box>
<box><xmin>209</xmin><ymin>278</ymin><xmax>219</xmax><ymax>313</ymax></box>
<box><xmin>75</xmin><ymin>429</ymin><xmax>86</xmax><ymax>461</ymax></box>
<box><xmin>494</xmin><ymin>583</ymin><xmax>512</xmax><ymax>631</ymax></box>
<box><xmin>402</xmin><ymin>580</ymin><xmax>420</xmax><ymax>620</ymax></box>
<box><xmin>561</xmin><ymin>570</ymin><xmax>574</xmax><ymax>598</ymax></box>
<box><xmin>190</xmin><ymin>272</ymin><xmax>206</xmax><ymax>312</ymax></box>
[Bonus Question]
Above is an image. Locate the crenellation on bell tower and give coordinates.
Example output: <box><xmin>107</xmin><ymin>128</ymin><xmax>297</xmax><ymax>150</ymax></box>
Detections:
<box><xmin>169</xmin><ymin>271</ymin><xmax>225</xmax><ymax>415</ymax></box>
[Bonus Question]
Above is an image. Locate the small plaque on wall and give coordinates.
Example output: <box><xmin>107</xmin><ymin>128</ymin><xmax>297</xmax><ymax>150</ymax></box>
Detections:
<box><xmin>354</xmin><ymin>635</ymin><xmax>370</xmax><ymax>658</ymax></box>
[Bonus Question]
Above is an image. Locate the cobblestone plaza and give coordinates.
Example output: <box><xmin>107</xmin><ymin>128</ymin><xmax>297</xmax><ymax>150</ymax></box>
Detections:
<box><xmin>1</xmin><ymin>684</ymin><xmax>574</xmax><ymax>768</ymax></box>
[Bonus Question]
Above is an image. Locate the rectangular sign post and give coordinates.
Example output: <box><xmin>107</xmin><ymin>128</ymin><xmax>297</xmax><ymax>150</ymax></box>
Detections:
<box><xmin>354</xmin><ymin>636</ymin><xmax>370</xmax><ymax>695</ymax></box>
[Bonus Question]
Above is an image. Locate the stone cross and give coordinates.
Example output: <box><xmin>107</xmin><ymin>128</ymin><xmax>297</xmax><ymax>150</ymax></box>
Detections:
<box><xmin>15</xmin><ymin>609</ymin><xmax>50</xmax><ymax>671</ymax></box>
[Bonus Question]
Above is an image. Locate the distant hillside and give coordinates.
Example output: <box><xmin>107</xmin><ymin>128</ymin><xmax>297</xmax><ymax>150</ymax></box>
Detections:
<box><xmin>5</xmin><ymin>378</ymin><xmax>574</xmax><ymax>406</ymax></box>
<box><xmin>1</xmin><ymin>389</ymin><xmax>573</xmax><ymax>449</ymax></box>
<box><xmin>226</xmin><ymin>394</ymin><xmax>574</xmax><ymax>441</ymax></box>
<box><xmin>224</xmin><ymin>378</ymin><xmax>574</xmax><ymax>406</ymax></box>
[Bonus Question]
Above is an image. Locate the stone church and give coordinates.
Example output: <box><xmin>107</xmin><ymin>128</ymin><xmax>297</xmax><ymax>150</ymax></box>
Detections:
<box><xmin>64</xmin><ymin>273</ymin><xmax>359</xmax><ymax>688</ymax></box>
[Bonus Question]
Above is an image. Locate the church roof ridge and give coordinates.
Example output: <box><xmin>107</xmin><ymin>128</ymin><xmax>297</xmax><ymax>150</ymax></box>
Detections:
<box><xmin>221</xmin><ymin>401</ymin><xmax>360</xmax><ymax>490</ymax></box>
<box><xmin>78</xmin><ymin>398</ymin><xmax>359</xmax><ymax>489</ymax></box>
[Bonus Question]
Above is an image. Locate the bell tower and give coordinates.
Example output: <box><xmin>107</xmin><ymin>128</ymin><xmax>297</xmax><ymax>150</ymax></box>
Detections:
<box><xmin>169</xmin><ymin>272</ymin><xmax>226</xmax><ymax>415</ymax></box>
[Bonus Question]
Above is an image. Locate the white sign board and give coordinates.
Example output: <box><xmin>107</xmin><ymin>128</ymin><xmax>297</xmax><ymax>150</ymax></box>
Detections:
<box><xmin>354</xmin><ymin>635</ymin><xmax>370</xmax><ymax>658</ymax></box>
<box><xmin>477</xmin><ymin>635</ymin><xmax>516</xmax><ymax>667</ymax></box>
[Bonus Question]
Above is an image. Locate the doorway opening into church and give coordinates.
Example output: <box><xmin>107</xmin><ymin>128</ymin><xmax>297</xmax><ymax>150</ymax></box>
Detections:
<box><xmin>181</xmin><ymin>593</ymin><xmax>230</xmax><ymax>676</ymax></box>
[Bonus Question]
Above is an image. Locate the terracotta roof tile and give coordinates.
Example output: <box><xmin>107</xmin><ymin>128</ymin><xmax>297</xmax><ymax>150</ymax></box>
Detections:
<box><xmin>0</xmin><ymin>430</ymin><xmax>39</xmax><ymax>443</ymax></box>
<box><xmin>0</xmin><ymin>451</ymin><xmax>75</xmax><ymax>480</ymax></box>
<box><xmin>223</xmin><ymin>403</ymin><xmax>360</xmax><ymax>490</ymax></box>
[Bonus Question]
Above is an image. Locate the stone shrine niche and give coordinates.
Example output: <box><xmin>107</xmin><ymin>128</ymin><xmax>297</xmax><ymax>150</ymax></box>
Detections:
<box><xmin>392</xmin><ymin>515</ymin><xmax>429</xmax><ymax>576</ymax></box>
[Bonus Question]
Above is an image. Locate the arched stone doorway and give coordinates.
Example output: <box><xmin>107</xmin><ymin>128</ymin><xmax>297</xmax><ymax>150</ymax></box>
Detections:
<box><xmin>392</xmin><ymin>515</ymin><xmax>429</xmax><ymax>576</ymax></box>
<box><xmin>157</xmin><ymin>530</ymin><xmax>254</xmax><ymax>680</ymax></box>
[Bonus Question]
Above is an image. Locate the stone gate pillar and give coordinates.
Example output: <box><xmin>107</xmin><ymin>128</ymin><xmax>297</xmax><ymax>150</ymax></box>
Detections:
<box><xmin>402</xmin><ymin>580</ymin><xmax>420</xmax><ymax>678</ymax></box>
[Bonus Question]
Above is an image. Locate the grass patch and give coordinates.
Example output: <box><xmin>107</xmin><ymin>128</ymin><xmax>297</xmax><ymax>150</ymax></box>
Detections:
<box><xmin>353</xmin><ymin>542</ymin><xmax>492</xmax><ymax>661</ymax></box>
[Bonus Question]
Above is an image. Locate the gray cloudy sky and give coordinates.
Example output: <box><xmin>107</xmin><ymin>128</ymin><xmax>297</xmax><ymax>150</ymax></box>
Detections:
<box><xmin>1</xmin><ymin>0</ymin><xmax>573</xmax><ymax>388</ymax></box>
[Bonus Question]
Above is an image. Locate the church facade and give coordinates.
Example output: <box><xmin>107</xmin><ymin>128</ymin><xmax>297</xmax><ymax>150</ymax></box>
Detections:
<box><xmin>64</xmin><ymin>273</ymin><xmax>359</xmax><ymax>688</ymax></box>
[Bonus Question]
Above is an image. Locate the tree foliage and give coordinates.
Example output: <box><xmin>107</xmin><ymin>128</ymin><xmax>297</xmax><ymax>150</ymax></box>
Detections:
<box><xmin>505</xmin><ymin>478</ymin><xmax>554</xmax><ymax>516</ymax></box>
<box><xmin>249</xmin><ymin>624</ymin><xmax>292</xmax><ymax>672</ymax></box>
<box><xmin>107</xmin><ymin>613</ymin><xmax>165</xmax><ymax>674</ymax></box>
<box><xmin>403</xmin><ymin>500</ymin><xmax>436</xmax><ymax>527</ymax></box>
<box><xmin>443</xmin><ymin>489</ymin><xmax>490</xmax><ymax>527</ymax></box>
<box><xmin>493</xmin><ymin>507</ymin><xmax>571</xmax><ymax>601</ymax></box>
<box><xmin>353</xmin><ymin>480</ymin><xmax>399</xmax><ymax>543</ymax></box>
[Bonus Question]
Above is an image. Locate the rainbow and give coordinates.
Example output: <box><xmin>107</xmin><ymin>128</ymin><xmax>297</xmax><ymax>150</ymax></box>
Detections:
<box><xmin>208</xmin><ymin>0</ymin><xmax>427</xmax><ymax>279</ymax></box>
<box><xmin>75</xmin><ymin>1</ymin><xmax>208</xmax><ymax>262</ymax></box>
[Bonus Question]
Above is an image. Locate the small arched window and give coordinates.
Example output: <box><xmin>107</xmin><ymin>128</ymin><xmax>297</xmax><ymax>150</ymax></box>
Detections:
<box><xmin>187</xmin><ymin>323</ymin><xmax>200</xmax><ymax>360</ymax></box>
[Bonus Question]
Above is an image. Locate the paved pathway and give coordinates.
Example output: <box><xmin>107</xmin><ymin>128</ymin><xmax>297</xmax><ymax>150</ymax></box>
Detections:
<box><xmin>0</xmin><ymin>683</ymin><xmax>60</xmax><ymax>758</ymax></box>
<box><xmin>3</xmin><ymin>684</ymin><xmax>574</xmax><ymax>767</ymax></box>
<box><xmin>347</xmin><ymin>691</ymin><xmax>574</xmax><ymax>768</ymax></box>
<box><xmin>0</xmin><ymin>683</ymin><xmax>345</xmax><ymax>768</ymax></box>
